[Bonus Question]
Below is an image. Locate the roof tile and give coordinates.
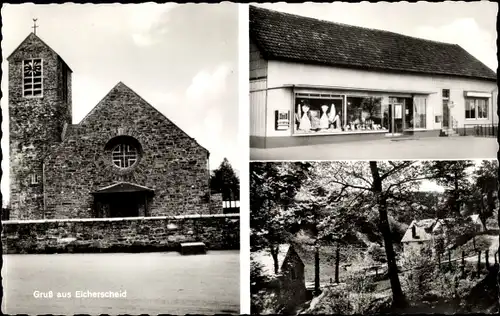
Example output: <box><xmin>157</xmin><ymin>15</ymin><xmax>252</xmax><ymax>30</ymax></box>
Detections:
<box><xmin>250</xmin><ymin>6</ymin><xmax>496</xmax><ymax>81</ymax></box>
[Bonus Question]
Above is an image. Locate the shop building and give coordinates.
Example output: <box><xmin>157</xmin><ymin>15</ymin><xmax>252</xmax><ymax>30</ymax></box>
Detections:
<box><xmin>250</xmin><ymin>6</ymin><xmax>497</xmax><ymax>148</ymax></box>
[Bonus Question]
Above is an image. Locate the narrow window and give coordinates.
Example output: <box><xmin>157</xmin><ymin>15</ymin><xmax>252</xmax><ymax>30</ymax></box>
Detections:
<box><xmin>30</xmin><ymin>173</ymin><xmax>40</xmax><ymax>185</ymax></box>
<box><xmin>23</xmin><ymin>59</ymin><xmax>43</xmax><ymax>97</ymax></box>
<box><xmin>442</xmin><ymin>89</ymin><xmax>450</xmax><ymax>100</ymax></box>
<box><xmin>62</xmin><ymin>65</ymin><xmax>68</xmax><ymax>102</ymax></box>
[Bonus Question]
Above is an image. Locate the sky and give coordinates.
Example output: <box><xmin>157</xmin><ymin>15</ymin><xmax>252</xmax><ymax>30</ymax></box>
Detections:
<box><xmin>1</xmin><ymin>3</ymin><xmax>239</xmax><ymax>203</ymax></box>
<box><xmin>255</xmin><ymin>2</ymin><xmax>498</xmax><ymax>72</ymax></box>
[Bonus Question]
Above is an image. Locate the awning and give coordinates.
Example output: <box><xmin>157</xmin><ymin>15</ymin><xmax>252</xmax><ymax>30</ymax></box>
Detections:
<box><xmin>464</xmin><ymin>91</ymin><xmax>492</xmax><ymax>98</ymax></box>
<box><xmin>92</xmin><ymin>182</ymin><xmax>155</xmax><ymax>195</ymax></box>
<box><xmin>283</xmin><ymin>84</ymin><xmax>437</xmax><ymax>95</ymax></box>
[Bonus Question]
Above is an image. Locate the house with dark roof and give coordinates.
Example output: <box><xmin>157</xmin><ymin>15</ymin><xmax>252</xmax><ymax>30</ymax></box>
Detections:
<box><xmin>401</xmin><ymin>215</ymin><xmax>482</xmax><ymax>256</ymax></box>
<box><xmin>7</xmin><ymin>32</ymin><xmax>216</xmax><ymax>219</ymax></box>
<box><xmin>249</xmin><ymin>6</ymin><xmax>497</xmax><ymax>148</ymax></box>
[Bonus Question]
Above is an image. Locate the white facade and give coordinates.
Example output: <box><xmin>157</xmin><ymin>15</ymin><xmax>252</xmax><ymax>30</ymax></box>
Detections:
<box><xmin>251</xmin><ymin>58</ymin><xmax>497</xmax><ymax>143</ymax></box>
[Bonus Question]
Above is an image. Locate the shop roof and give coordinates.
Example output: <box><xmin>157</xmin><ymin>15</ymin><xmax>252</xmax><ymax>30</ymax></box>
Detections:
<box><xmin>250</xmin><ymin>6</ymin><xmax>497</xmax><ymax>82</ymax></box>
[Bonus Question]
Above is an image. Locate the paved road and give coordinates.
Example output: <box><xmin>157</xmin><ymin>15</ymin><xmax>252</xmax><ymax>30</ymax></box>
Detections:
<box><xmin>251</xmin><ymin>136</ymin><xmax>497</xmax><ymax>161</ymax></box>
<box><xmin>2</xmin><ymin>251</ymin><xmax>240</xmax><ymax>315</ymax></box>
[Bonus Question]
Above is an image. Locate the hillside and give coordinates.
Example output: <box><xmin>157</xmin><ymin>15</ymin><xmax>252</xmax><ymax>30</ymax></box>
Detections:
<box><xmin>291</xmin><ymin>209</ymin><xmax>408</xmax><ymax>285</ymax></box>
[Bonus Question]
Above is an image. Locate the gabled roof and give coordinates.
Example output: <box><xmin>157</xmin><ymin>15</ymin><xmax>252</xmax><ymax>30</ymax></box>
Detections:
<box><xmin>401</xmin><ymin>218</ymin><xmax>440</xmax><ymax>243</ymax></box>
<box><xmin>401</xmin><ymin>214</ymin><xmax>481</xmax><ymax>243</ymax></box>
<box><xmin>7</xmin><ymin>32</ymin><xmax>73</xmax><ymax>72</ymax></box>
<box><xmin>92</xmin><ymin>182</ymin><xmax>154</xmax><ymax>194</ymax></box>
<box><xmin>250</xmin><ymin>6</ymin><xmax>497</xmax><ymax>81</ymax></box>
<box><xmin>252</xmin><ymin>244</ymin><xmax>291</xmax><ymax>277</ymax></box>
<box><xmin>78</xmin><ymin>81</ymin><xmax>208</xmax><ymax>154</ymax></box>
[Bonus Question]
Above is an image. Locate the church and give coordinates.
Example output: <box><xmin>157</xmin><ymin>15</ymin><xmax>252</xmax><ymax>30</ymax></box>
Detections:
<box><xmin>7</xmin><ymin>32</ymin><xmax>214</xmax><ymax>220</ymax></box>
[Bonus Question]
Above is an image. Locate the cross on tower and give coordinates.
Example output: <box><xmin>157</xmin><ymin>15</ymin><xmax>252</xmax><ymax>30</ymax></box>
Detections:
<box><xmin>32</xmin><ymin>18</ymin><xmax>38</xmax><ymax>35</ymax></box>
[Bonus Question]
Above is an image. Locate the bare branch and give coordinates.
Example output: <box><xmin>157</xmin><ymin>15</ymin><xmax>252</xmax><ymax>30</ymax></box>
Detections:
<box><xmin>327</xmin><ymin>178</ymin><xmax>373</xmax><ymax>192</ymax></box>
<box><xmin>380</xmin><ymin>161</ymin><xmax>416</xmax><ymax>181</ymax></box>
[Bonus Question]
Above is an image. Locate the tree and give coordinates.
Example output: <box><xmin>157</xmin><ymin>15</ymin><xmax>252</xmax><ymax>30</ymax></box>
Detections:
<box><xmin>469</xmin><ymin>160</ymin><xmax>498</xmax><ymax>230</ymax></box>
<box><xmin>422</xmin><ymin>160</ymin><xmax>475</xmax><ymax>217</ymax></box>
<box><xmin>310</xmin><ymin>161</ymin><xmax>443</xmax><ymax>308</ymax></box>
<box><xmin>210</xmin><ymin>158</ymin><xmax>239</xmax><ymax>201</ymax></box>
<box><xmin>289</xmin><ymin>172</ymin><xmax>353</xmax><ymax>294</ymax></box>
<box><xmin>250</xmin><ymin>162</ymin><xmax>312</xmax><ymax>274</ymax></box>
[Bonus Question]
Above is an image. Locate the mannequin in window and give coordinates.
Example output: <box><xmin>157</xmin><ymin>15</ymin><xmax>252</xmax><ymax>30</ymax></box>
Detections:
<box><xmin>295</xmin><ymin>103</ymin><xmax>302</xmax><ymax>130</ymax></box>
<box><xmin>320</xmin><ymin>105</ymin><xmax>329</xmax><ymax>129</ymax></box>
<box><xmin>335</xmin><ymin>111</ymin><xmax>342</xmax><ymax>130</ymax></box>
<box><xmin>299</xmin><ymin>104</ymin><xmax>311</xmax><ymax>131</ymax></box>
<box><xmin>328</xmin><ymin>104</ymin><xmax>336</xmax><ymax>129</ymax></box>
<box><xmin>310</xmin><ymin>109</ymin><xmax>321</xmax><ymax>130</ymax></box>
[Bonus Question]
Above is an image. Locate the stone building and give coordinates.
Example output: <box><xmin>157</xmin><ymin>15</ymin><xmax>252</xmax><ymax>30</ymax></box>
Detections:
<box><xmin>7</xmin><ymin>32</ymin><xmax>213</xmax><ymax>220</ymax></box>
<box><xmin>250</xmin><ymin>6</ymin><xmax>497</xmax><ymax>148</ymax></box>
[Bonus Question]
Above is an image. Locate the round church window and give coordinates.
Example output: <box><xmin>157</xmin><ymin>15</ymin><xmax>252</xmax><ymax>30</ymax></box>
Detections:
<box><xmin>111</xmin><ymin>143</ymin><xmax>139</xmax><ymax>169</ymax></box>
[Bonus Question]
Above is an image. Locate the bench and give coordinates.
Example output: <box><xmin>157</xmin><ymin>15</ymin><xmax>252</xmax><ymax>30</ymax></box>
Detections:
<box><xmin>180</xmin><ymin>242</ymin><xmax>206</xmax><ymax>255</ymax></box>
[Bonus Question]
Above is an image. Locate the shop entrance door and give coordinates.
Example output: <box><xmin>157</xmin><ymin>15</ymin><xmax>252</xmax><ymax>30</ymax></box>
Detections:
<box><xmin>388</xmin><ymin>103</ymin><xmax>404</xmax><ymax>134</ymax></box>
<box><xmin>442</xmin><ymin>100</ymin><xmax>450</xmax><ymax>128</ymax></box>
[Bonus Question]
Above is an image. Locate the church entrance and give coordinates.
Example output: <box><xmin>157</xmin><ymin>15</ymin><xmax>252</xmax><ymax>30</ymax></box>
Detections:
<box><xmin>108</xmin><ymin>192</ymin><xmax>142</xmax><ymax>217</ymax></box>
<box><xmin>92</xmin><ymin>182</ymin><xmax>154</xmax><ymax>218</ymax></box>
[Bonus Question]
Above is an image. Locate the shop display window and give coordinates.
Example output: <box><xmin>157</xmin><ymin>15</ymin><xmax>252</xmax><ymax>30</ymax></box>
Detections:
<box><xmin>294</xmin><ymin>94</ymin><xmax>387</xmax><ymax>134</ymax></box>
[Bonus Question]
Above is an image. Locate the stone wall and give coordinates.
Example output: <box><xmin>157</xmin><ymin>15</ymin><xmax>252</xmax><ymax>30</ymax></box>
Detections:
<box><xmin>1</xmin><ymin>214</ymin><xmax>239</xmax><ymax>254</ymax></box>
<box><xmin>210</xmin><ymin>193</ymin><xmax>223</xmax><ymax>214</ymax></box>
<box><xmin>43</xmin><ymin>82</ymin><xmax>211</xmax><ymax>218</ymax></box>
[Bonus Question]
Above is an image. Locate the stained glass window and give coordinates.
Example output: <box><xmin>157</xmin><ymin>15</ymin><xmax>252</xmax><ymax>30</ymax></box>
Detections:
<box><xmin>23</xmin><ymin>59</ymin><xmax>43</xmax><ymax>97</ymax></box>
<box><xmin>112</xmin><ymin>144</ymin><xmax>138</xmax><ymax>168</ymax></box>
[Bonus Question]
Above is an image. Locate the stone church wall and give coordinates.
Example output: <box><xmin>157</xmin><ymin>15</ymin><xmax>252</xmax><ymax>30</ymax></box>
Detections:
<box><xmin>209</xmin><ymin>193</ymin><xmax>223</xmax><ymax>214</ymax></box>
<box><xmin>1</xmin><ymin>214</ymin><xmax>240</xmax><ymax>254</ymax></box>
<box><xmin>43</xmin><ymin>83</ymin><xmax>211</xmax><ymax>219</ymax></box>
<box><xmin>8</xmin><ymin>34</ymin><xmax>72</xmax><ymax>220</ymax></box>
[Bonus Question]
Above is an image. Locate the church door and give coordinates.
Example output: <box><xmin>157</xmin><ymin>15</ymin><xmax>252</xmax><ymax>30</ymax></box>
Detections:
<box><xmin>109</xmin><ymin>193</ymin><xmax>140</xmax><ymax>217</ymax></box>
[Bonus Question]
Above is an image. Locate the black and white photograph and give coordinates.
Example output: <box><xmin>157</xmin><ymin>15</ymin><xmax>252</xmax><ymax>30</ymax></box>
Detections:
<box><xmin>249</xmin><ymin>2</ymin><xmax>498</xmax><ymax>160</ymax></box>
<box><xmin>0</xmin><ymin>3</ymin><xmax>240</xmax><ymax>314</ymax></box>
<box><xmin>250</xmin><ymin>160</ymin><xmax>499</xmax><ymax>314</ymax></box>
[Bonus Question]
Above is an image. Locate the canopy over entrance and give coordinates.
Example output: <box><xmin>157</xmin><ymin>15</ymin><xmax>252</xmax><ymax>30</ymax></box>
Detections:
<box><xmin>92</xmin><ymin>182</ymin><xmax>154</xmax><ymax>218</ymax></box>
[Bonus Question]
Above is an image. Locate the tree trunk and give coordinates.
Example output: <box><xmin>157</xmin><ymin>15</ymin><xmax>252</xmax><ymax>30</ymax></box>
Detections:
<box><xmin>335</xmin><ymin>245</ymin><xmax>340</xmax><ymax>283</ymax></box>
<box><xmin>461</xmin><ymin>251</ymin><xmax>465</xmax><ymax>278</ymax></box>
<box><xmin>370</xmin><ymin>161</ymin><xmax>407</xmax><ymax>309</ymax></box>
<box><xmin>481</xmin><ymin>217</ymin><xmax>488</xmax><ymax>232</ymax></box>
<box><xmin>314</xmin><ymin>245</ymin><xmax>320</xmax><ymax>295</ymax></box>
<box><xmin>453</xmin><ymin>169</ymin><xmax>460</xmax><ymax>215</ymax></box>
<box><xmin>270</xmin><ymin>244</ymin><xmax>279</xmax><ymax>275</ymax></box>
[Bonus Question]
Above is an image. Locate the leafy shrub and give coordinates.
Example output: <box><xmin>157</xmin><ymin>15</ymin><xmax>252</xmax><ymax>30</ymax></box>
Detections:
<box><xmin>322</xmin><ymin>287</ymin><xmax>353</xmax><ymax>314</ymax></box>
<box><xmin>400</xmin><ymin>244</ymin><xmax>479</xmax><ymax>310</ymax></box>
<box><xmin>346</xmin><ymin>273</ymin><xmax>377</xmax><ymax>293</ymax></box>
<box><xmin>251</xmin><ymin>260</ymin><xmax>280</xmax><ymax>314</ymax></box>
<box><xmin>400</xmin><ymin>245</ymin><xmax>438</xmax><ymax>301</ymax></box>
<box><xmin>460</xmin><ymin>235</ymin><xmax>492</xmax><ymax>255</ymax></box>
<box><xmin>312</xmin><ymin>273</ymin><xmax>380</xmax><ymax>314</ymax></box>
<box><xmin>367</xmin><ymin>243</ymin><xmax>387</xmax><ymax>264</ymax></box>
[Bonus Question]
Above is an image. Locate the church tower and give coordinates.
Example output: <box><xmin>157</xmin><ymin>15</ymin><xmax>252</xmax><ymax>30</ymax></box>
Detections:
<box><xmin>7</xmin><ymin>30</ymin><xmax>72</xmax><ymax>219</ymax></box>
